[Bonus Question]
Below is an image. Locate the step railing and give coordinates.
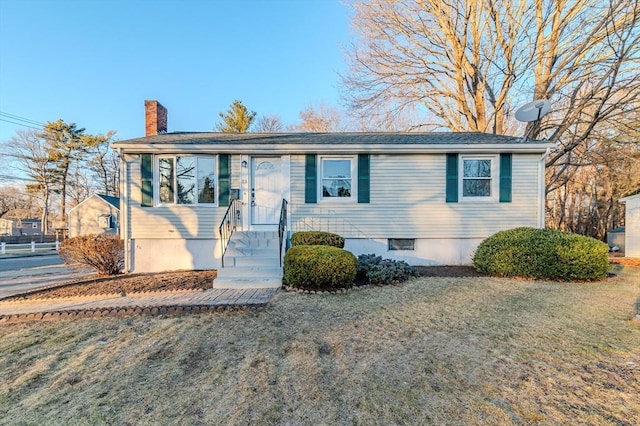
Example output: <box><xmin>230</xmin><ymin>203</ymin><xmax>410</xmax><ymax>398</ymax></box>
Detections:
<box><xmin>278</xmin><ymin>198</ymin><xmax>288</xmax><ymax>267</ymax></box>
<box><xmin>219</xmin><ymin>199</ymin><xmax>242</xmax><ymax>267</ymax></box>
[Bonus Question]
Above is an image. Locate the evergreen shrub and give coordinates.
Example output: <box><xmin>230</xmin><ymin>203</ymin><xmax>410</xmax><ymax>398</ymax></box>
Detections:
<box><xmin>356</xmin><ymin>254</ymin><xmax>419</xmax><ymax>286</ymax></box>
<box><xmin>291</xmin><ymin>231</ymin><xmax>345</xmax><ymax>248</ymax></box>
<box><xmin>284</xmin><ymin>245</ymin><xmax>357</xmax><ymax>290</ymax></box>
<box><xmin>472</xmin><ymin>227</ymin><xmax>609</xmax><ymax>281</ymax></box>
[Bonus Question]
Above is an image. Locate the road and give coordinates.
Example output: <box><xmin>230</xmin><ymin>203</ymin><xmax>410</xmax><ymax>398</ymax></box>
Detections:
<box><xmin>0</xmin><ymin>254</ymin><xmax>93</xmax><ymax>299</ymax></box>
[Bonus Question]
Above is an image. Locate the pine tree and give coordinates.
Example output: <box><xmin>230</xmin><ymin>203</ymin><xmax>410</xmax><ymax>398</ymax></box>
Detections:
<box><xmin>216</xmin><ymin>100</ymin><xmax>256</xmax><ymax>133</ymax></box>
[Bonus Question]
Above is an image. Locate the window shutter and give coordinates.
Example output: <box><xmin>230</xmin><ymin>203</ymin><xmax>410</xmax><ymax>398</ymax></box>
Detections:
<box><xmin>358</xmin><ymin>154</ymin><xmax>370</xmax><ymax>203</ymax></box>
<box><xmin>140</xmin><ymin>154</ymin><xmax>153</xmax><ymax>207</ymax></box>
<box><xmin>446</xmin><ymin>153</ymin><xmax>458</xmax><ymax>203</ymax></box>
<box><xmin>305</xmin><ymin>154</ymin><xmax>317</xmax><ymax>203</ymax></box>
<box><xmin>218</xmin><ymin>154</ymin><xmax>230</xmax><ymax>206</ymax></box>
<box><xmin>500</xmin><ymin>153</ymin><xmax>512</xmax><ymax>203</ymax></box>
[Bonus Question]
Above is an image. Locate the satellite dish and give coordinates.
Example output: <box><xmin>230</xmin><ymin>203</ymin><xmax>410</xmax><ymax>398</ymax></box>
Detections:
<box><xmin>515</xmin><ymin>99</ymin><xmax>551</xmax><ymax>122</ymax></box>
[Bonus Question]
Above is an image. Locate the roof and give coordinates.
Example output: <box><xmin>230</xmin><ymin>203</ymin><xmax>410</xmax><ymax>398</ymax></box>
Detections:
<box><xmin>113</xmin><ymin>132</ymin><xmax>553</xmax><ymax>154</ymax></box>
<box><xmin>619</xmin><ymin>193</ymin><xmax>640</xmax><ymax>203</ymax></box>
<box><xmin>95</xmin><ymin>194</ymin><xmax>120</xmax><ymax>209</ymax></box>
<box><xmin>68</xmin><ymin>194</ymin><xmax>120</xmax><ymax>214</ymax></box>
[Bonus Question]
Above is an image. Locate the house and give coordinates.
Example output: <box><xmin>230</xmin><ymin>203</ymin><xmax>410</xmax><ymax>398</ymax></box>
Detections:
<box><xmin>0</xmin><ymin>218</ymin><xmax>42</xmax><ymax>237</ymax></box>
<box><xmin>68</xmin><ymin>194</ymin><xmax>120</xmax><ymax>238</ymax></box>
<box><xmin>619</xmin><ymin>194</ymin><xmax>640</xmax><ymax>258</ymax></box>
<box><xmin>112</xmin><ymin>101</ymin><xmax>553</xmax><ymax>273</ymax></box>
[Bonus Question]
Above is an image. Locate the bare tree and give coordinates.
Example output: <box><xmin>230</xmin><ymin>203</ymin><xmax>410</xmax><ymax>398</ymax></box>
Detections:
<box><xmin>0</xmin><ymin>186</ymin><xmax>38</xmax><ymax>219</ymax></box>
<box><xmin>3</xmin><ymin>130</ymin><xmax>56</xmax><ymax>234</ymax></box>
<box><xmin>294</xmin><ymin>103</ymin><xmax>348</xmax><ymax>132</ymax></box>
<box><xmin>345</xmin><ymin>0</ymin><xmax>640</xmax><ymax>238</ymax></box>
<box><xmin>254</xmin><ymin>114</ymin><xmax>284</xmax><ymax>133</ymax></box>
<box><xmin>87</xmin><ymin>131</ymin><xmax>120</xmax><ymax>197</ymax></box>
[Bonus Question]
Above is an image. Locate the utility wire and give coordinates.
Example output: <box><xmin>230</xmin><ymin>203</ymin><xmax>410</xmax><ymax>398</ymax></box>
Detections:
<box><xmin>0</xmin><ymin>112</ymin><xmax>45</xmax><ymax>126</ymax></box>
<box><xmin>0</xmin><ymin>111</ymin><xmax>46</xmax><ymax>131</ymax></box>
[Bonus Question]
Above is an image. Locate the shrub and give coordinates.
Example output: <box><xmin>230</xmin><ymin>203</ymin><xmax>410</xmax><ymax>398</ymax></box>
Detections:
<box><xmin>284</xmin><ymin>245</ymin><xmax>357</xmax><ymax>291</ymax></box>
<box><xmin>59</xmin><ymin>234</ymin><xmax>124</xmax><ymax>276</ymax></box>
<box><xmin>291</xmin><ymin>231</ymin><xmax>345</xmax><ymax>248</ymax></box>
<box><xmin>356</xmin><ymin>254</ymin><xmax>419</xmax><ymax>286</ymax></box>
<box><xmin>473</xmin><ymin>227</ymin><xmax>609</xmax><ymax>281</ymax></box>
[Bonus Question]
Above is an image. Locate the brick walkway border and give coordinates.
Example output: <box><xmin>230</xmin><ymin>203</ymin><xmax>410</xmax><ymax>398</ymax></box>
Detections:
<box><xmin>0</xmin><ymin>288</ymin><xmax>279</xmax><ymax>323</ymax></box>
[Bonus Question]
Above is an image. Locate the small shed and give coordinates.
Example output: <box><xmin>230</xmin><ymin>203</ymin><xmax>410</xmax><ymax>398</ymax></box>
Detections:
<box><xmin>619</xmin><ymin>194</ymin><xmax>640</xmax><ymax>258</ymax></box>
<box><xmin>68</xmin><ymin>194</ymin><xmax>120</xmax><ymax>238</ymax></box>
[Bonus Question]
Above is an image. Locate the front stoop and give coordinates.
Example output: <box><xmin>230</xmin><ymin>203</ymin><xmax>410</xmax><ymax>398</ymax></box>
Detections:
<box><xmin>214</xmin><ymin>231</ymin><xmax>283</xmax><ymax>289</ymax></box>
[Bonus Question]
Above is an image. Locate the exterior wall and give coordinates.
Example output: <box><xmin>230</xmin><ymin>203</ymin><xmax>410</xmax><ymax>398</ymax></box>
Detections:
<box><xmin>124</xmin><ymin>154</ymin><xmax>241</xmax><ymax>272</ymax></box>
<box><xmin>290</xmin><ymin>153</ymin><xmax>543</xmax><ymax>265</ymax></box>
<box><xmin>0</xmin><ymin>219</ymin><xmax>17</xmax><ymax>236</ymax></box>
<box><xmin>345</xmin><ymin>238</ymin><xmax>484</xmax><ymax>265</ymax></box>
<box><xmin>624</xmin><ymin>196</ymin><xmax>640</xmax><ymax>258</ymax></box>
<box><xmin>68</xmin><ymin>197</ymin><xmax>119</xmax><ymax>238</ymax></box>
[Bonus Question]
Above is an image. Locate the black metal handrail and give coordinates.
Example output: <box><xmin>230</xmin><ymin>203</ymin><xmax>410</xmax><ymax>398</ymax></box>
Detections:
<box><xmin>278</xmin><ymin>198</ymin><xmax>288</xmax><ymax>267</ymax></box>
<box><xmin>219</xmin><ymin>199</ymin><xmax>241</xmax><ymax>268</ymax></box>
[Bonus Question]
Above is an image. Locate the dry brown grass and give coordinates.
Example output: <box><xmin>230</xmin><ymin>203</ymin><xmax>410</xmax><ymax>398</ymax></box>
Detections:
<box><xmin>0</xmin><ymin>266</ymin><xmax>639</xmax><ymax>425</ymax></box>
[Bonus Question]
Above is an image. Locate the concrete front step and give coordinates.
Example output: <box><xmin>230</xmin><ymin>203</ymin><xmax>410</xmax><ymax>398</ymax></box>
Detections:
<box><xmin>216</xmin><ymin>231</ymin><xmax>283</xmax><ymax>289</ymax></box>
<box><xmin>223</xmin><ymin>256</ymin><xmax>280</xmax><ymax>267</ymax></box>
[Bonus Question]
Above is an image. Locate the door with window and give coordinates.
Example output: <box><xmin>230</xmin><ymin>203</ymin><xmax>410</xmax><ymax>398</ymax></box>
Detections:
<box><xmin>251</xmin><ymin>157</ymin><xmax>282</xmax><ymax>225</ymax></box>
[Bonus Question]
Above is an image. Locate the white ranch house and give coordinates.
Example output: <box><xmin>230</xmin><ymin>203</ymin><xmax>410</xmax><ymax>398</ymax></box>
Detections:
<box><xmin>113</xmin><ymin>101</ymin><xmax>553</xmax><ymax>276</ymax></box>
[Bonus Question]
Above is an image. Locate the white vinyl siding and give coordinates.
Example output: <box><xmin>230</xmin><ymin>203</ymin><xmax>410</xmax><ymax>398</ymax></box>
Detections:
<box><xmin>291</xmin><ymin>153</ymin><xmax>541</xmax><ymax>239</ymax></box>
<box><xmin>127</xmin><ymin>155</ymin><xmax>240</xmax><ymax>239</ymax></box>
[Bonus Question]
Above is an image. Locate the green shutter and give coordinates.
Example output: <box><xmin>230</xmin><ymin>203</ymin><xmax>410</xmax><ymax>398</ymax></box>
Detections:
<box><xmin>500</xmin><ymin>153</ymin><xmax>512</xmax><ymax>203</ymax></box>
<box><xmin>141</xmin><ymin>154</ymin><xmax>153</xmax><ymax>207</ymax></box>
<box><xmin>446</xmin><ymin>153</ymin><xmax>458</xmax><ymax>203</ymax></box>
<box><xmin>358</xmin><ymin>154</ymin><xmax>370</xmax><ymax>203</ymax></box>
<box><xmin>218</xmin><ymin>154</ymin><xmax>230</xmax><ymax>206</ymax></box>
<box><xmin>305</xmin><ymin>154</ymin><xmax>317</xmax><ymax>203</ymax></box>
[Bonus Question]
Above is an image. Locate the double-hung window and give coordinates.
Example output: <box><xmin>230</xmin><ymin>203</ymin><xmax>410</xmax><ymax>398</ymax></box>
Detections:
<box><xmin>460</xmin><ymin>156</ymin><xmax>497</xmax><ymax>201</ymax></box>
<box><xmin>321</xmin><ymin>157</ymin><xmax>354</xmax><ymax>200</ymax></box>
<box><xmin>158</xmin><ymin>155</ymin><xmax>217</xmax><ymax>205</ymax></box>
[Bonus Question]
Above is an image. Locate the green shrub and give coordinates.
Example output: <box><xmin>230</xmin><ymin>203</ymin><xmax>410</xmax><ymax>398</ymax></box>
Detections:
<box><xmin>291</xmin><ymin>231</ymin><xmax>345</xmax><ymax>248</ymax></box>
<box><xmin>284</xmin><ymin>245</ymin><xmax>357</xmax><ymax>290</ymax></box>
<box><xmin>473</xmin><ymin>227</ymin><xmax>609</xmax><ymax>281</ymax></box>
<box><xmin>59</xmin><ymin>234</ymin><xmax>124</xmax><ymax>276</ymax></box>
<box><xmin>356</xmin><ymin>254</ymin><xmax>419</xmax><ymax>286</ymax></box>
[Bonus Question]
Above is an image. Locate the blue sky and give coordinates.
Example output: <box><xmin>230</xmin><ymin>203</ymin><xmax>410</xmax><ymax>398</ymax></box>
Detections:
<box><xmin>0</xmin><ymin>0</ymin><xmax>351</xmax><ymax>142</ymax></box>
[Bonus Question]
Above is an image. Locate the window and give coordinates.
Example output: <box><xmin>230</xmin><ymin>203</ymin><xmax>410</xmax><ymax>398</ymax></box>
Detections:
<box><xmin>321</xmin><ymin>157</ymin><xmax>354</xmax><ymax>200</ymax></box>
<box><xmin>460</xmin><ymin>156</ymin><xmax>497</xmax><ymax>200</ymax></box>
<box><xmin>388</xmin><ymin>239</ymin><xmax>415</xmax><ymax>251</ymax></box>
<box><xmin>157</xmin><ymin>156</ymin><xmax>217</xmax><ymax>205</ymax></box>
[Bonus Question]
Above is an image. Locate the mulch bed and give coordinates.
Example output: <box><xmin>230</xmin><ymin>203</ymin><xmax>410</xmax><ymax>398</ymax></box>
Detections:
<box><xmin>1</xmin><ymin>270</ymin><xmax>217</xmax><ymax>302</ymax></box>
<box><xmin>416</xmin><ymin>265</ymin><xmax>483</xmax><ymax>277</ymax></box>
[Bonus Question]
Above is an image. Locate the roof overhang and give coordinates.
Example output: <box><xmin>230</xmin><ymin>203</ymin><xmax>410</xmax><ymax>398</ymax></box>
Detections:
<box><xmin>114</xmin><ymin>142</ymin><xmax>553</xmax><ymax>155</ymax></box>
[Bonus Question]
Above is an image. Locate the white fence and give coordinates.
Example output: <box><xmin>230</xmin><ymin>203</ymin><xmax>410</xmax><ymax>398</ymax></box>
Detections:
<box><xmin>0</xmin><ymin>241</ymin><xmax>60</xmax><ymax>255</ymax></box>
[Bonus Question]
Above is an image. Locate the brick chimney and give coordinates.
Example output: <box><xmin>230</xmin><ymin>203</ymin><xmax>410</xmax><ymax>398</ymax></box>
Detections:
<box><xmin>144</xmin><ymin>100</ymin><xmax>167</xmax><ymax>136</ymax></box>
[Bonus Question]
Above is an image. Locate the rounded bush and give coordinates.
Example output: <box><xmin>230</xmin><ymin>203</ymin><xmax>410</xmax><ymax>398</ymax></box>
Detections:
<box><xmin>473</xmin><ymin>227</ymin><xmax>609</xmax><ymax>281</ymax></box>
<box><xmin>284</xmin><ymin>245</ymin><xmax>357</xmax><ymax>290</ymax></box>
<box><xmin>290</xmin><ymin>231</ymin><xmax>345</xmax><ymax>248</ymax></box>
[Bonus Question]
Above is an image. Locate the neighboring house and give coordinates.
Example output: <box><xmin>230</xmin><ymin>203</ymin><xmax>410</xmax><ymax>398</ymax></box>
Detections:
<box><xmin>0</xmin><ymin>218</ymin><xmax>42</xmax><ymax>236</ymax></box>
<box><xmin>112</xmin><ymin>101</ymin><xmax>553</xmax><ymax>273</ymax></box>
<box><xmin>68</xmin><ymin>194</ymin><xmax>120</xmax><ymax>238</ymax></box>
<box><xmin>619</xmin><ymin>194</ymin><xmax>640</xmax><ymax>258</ymax></box>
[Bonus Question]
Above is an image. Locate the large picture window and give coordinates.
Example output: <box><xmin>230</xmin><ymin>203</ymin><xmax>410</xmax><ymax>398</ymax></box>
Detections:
<box><xmin>158</xmin><ymin>156</ymin><xmax>217</xmax><ymax>205</ymax></box>
<box><xmin>321</xmin><ymin>157</ymin><xmax>354</xmax><ymax>199</ymax></box>
<box><xmin>460</xmin><ymin>156</ymin><xmax>497</xmax><ymax>200</ymax></box>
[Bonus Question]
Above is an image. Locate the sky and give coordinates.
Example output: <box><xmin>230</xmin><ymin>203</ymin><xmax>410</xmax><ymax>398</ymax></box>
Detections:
<box><xmin>0</xmin><ymin>0</ymin><xmax>352</xmax><ymax>144</ymax></box>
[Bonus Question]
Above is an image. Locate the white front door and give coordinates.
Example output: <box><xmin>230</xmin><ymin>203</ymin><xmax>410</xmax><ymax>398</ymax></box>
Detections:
<box><xmin>251</xmin><ymin>157</ymin><xmax>282</xmax><ymax>225</ymax></box>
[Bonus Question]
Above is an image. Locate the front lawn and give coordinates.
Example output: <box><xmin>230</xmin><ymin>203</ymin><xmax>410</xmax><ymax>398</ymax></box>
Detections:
<box><xmin>1</xmin><ymin>266</ymin><xmax>638</xmax><ymax>424</ymax></box>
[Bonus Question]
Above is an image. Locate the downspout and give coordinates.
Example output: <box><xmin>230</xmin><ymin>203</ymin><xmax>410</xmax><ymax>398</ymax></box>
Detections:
<box><xmin>539</xmin><ymin>147</ymin><xmax>550</xmax><ymax>229</ymax></box>
<box><xmin>118</xmin><ymin>147</ymin><xmax>131</xmax><ymax>273</ymax></box>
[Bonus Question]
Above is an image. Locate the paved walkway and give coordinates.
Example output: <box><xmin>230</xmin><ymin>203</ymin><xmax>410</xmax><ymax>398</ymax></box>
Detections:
<box><xmin>0</xmin><ymin>287</ymin><xmax>279</xmax><ymax>322</ymax></box>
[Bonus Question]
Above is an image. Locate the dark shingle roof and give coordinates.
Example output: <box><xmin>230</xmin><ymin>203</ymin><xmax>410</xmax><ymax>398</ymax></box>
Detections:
<box><xmin>114</xmin><ymin>131</ymin><xmax>540</xmax><ymax>146</ymax></box>
<box><xmin>96</xmin><ymin>194</ymin><xmax>120</xmax><ymax>209</ymax></box>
